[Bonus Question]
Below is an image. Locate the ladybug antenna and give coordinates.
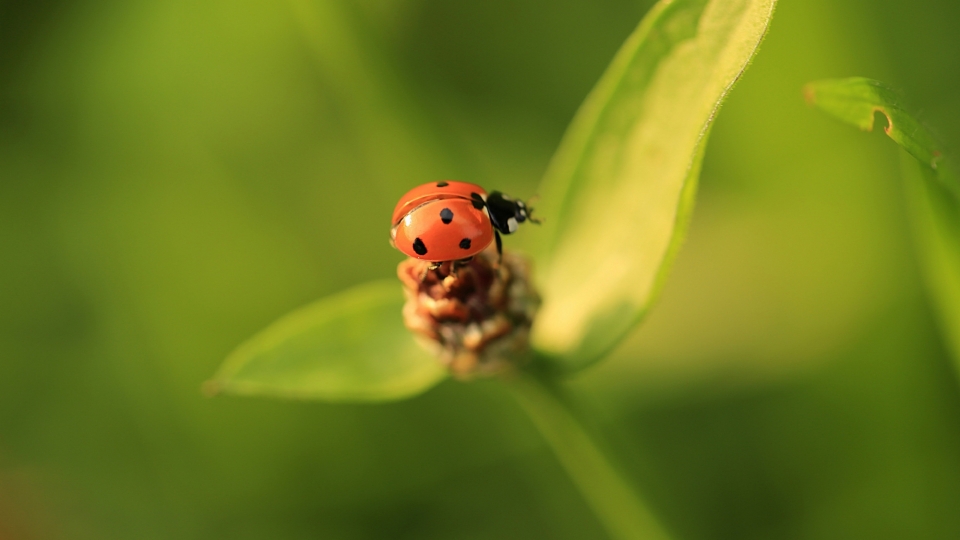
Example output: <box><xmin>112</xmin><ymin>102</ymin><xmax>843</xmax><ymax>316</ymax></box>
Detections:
<box><xmin>519</xmin><ymin>197</ymin><xmax>542</xmax><ymax>225</ymax></box>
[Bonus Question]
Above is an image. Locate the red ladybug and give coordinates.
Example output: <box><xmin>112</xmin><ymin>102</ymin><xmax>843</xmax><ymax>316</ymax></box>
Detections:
<box><xmin>391</xmin><ymin>180</ymin><xmax>535</xmax><ymax>264</ymax></box>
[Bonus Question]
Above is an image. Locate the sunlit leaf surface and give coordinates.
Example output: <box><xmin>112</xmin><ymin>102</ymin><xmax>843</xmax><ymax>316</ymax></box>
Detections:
<box><xmin>806</xmin><ymin>77</ymin><xmax>960</xmax><ymax>369</ymax></box>
<box><xmin>208</xmin><ymin>280</ymin><xmax>446</xmax><ymax>401</ymax></box>
<box><xmin>530</xmin><ymin>0</ymin><xmax>777</xmax><ymax>369</ymax></box>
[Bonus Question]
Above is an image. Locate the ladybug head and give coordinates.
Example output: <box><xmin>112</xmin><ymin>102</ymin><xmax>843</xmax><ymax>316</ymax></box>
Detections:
<box><xmin>485</xmin><ymin>191</ymin><xmax>540</xmax><ymax>235</ymax></box>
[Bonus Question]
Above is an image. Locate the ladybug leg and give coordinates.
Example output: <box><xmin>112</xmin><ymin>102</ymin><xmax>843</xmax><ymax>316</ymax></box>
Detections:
<box><xmin>494</xmin><ymin>230</ymin><xmax>503</xmax><ymax>266</ymax></box>
<box><xmin>419</xmin><ymin>261</ymin><xmax>443</xmax><ymax>282</ymax></box>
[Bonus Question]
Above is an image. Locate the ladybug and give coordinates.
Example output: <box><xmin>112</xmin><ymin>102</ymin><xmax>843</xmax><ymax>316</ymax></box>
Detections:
<box><xmin>390</xmin><ymin>180</ymin><xmax>536</xmax><ymax>264</ymax></box>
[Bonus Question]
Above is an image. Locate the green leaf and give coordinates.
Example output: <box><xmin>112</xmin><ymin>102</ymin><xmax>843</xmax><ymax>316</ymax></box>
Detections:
<box><xmin>806</xmin><ymin>77</ymin><xmax>960</xmax><ymax>369</ymax></box>
<box><xmin>900</xmin><ymin>151</ymin><xmax>960</xmax><ymax>365</ymax></box>
<box><xmin>207</xmin><ymin>280</ymin><xmax>446</xmax><ymax>402</ymax></box>
<box><xmin>529</xmin><ymin>0</ymin><xmax>777</xmax><ymax>369</ymax></box>
<box><xmin>804</xmin><ymin>78</ymin><xmax>958</xmax><ymax>193</ymax></box>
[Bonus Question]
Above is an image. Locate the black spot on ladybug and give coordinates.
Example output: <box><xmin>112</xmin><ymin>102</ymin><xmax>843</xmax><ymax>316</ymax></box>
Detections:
<box><xmin>459</xmin><ymin>238</ymin><xmax>471</xmax><ymax>250</ymax></box>
<box><xmin>413</xmin><ymin>238</ymin><xmax>427</xmax><ymax>256</ymax></box>
<box><xmin>440</xmin><ymin>208</ymin><xmax>454</xmax><ymax>224</ymax></box>
<box><xmin>470</xmin><ymin>193</ymin><xmax>485</xmax><ymax>210</ymax></box>
<box><xmin>436</xmin><ymin>181</ymin><xmax>449</xmax><ymax>187</ymax></box>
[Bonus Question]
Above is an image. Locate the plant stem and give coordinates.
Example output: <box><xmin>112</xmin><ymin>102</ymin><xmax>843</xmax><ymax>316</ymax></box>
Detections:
<box><xmin>508</xmin><ymin>373</ymin><xmax>672</xmax><ymax>540</ymax></box>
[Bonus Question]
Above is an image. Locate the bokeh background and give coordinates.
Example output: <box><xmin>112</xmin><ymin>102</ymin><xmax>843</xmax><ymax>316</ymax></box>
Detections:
<box><xmin>3</xmin><ymin>0</ymin><xmax>960</xmax><ymax>538</ymax></box>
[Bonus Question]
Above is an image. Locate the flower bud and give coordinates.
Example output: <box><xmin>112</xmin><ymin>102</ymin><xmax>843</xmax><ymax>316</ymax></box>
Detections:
<box><xmin>398</xmin><ymin>250</ymin><xmax>540</xmax><ymax>378</ymax></box>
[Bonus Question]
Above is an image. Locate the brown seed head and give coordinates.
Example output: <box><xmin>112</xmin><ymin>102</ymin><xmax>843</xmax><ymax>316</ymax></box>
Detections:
<box><xmin>398</xmin><ymin>250</ymin><xmax>540</xmax><ymax>378</ymax></box>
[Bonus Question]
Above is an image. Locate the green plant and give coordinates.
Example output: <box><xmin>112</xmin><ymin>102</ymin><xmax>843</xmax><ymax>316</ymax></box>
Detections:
<box><xmin>208</xmin><ymin>0</ymin><xmax>777</xmax><ymax>538</ymax></box>
<box><xmin>806</xmin><ymin>78</ymin><xmax>960</xmax><ymax>375</ymax></box>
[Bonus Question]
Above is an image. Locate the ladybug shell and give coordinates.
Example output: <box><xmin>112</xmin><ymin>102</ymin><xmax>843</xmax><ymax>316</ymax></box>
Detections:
<box><xmin>391</xmin><ymin>180</ymin><xmax>487</xmax><ymax>226</ymax></box>
<box><xmin>392</xmin><ymin>198</ymin><xmax>494</xmax><ymax>262</ymax></box>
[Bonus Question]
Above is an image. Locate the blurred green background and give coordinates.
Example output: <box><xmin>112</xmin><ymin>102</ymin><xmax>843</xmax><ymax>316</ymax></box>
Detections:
<box><xmin>3</xmin><ymin>0</ymin><xmax>960</xmax><ymax>538</ymax></box>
